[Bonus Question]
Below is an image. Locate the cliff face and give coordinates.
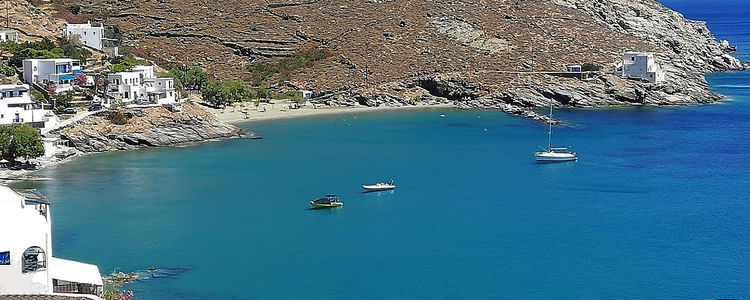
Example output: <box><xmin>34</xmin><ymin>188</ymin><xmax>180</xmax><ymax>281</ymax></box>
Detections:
<box><xmin>552</xmin><ymin>0</ymin><xmax>741</xmax><ymax>72</ymax></box>
<box><xmin>62</xmin><ymin>0</ymin><xmax>742</xmax><ymax>120</ymax></box>
<box><xmin>61</xmin><ymin>103</ymin><xmax>253</xmax><ymax>152</ymax></box>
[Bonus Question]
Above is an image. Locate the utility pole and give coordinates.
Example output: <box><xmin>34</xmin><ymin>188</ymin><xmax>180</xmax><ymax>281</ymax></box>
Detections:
<box><xmin>6</xmin><ymin>0</ymin><xmax>9</xmax><ymax>29</ymax></box>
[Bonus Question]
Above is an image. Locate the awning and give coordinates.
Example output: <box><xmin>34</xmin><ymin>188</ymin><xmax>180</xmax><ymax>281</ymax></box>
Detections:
<box><xmin>49</xmin><ymin>257</ymin><xmax>104</xmax><ymax>286</ymax></box>
<box><xmin>73</xmin><ymin>70</ymin><xmax>84</xmax><ymax>75</ymax></box>
<box><xmin>59</xmin><ymin>75</ymin><xmax>75</xmax><ymax>81</ymax></box>
<box><xmin>11</xmin><ymin>188</ymin><xmax>49</xmax><ymax>204</ymax></box>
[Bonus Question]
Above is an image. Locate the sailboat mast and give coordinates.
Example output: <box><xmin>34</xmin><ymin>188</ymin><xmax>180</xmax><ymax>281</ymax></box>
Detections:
<box><xmin>548</xmin><ymin>100</ymin><xmax>553</xmax><ymax>151</ymax></box>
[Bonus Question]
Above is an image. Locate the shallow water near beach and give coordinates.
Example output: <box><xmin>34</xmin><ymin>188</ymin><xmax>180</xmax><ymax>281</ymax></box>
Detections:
<box><xmin>18</xmin><ymin>1</ymin><xmax>750</xmax><ymax>299</ymax></box>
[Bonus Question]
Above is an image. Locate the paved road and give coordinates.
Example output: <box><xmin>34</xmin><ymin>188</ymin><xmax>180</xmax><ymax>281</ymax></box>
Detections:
<box><xmin>41</xmin><ymin>110</ymin><xmax>100</xmax><ymax>135</ymax></box>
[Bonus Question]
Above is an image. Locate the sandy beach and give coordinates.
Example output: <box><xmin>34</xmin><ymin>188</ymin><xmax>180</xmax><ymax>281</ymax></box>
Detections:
<box><xmin>205</xmin><ymin>100</ymin><xmax>456</xmax><ymax>124</ymax></box>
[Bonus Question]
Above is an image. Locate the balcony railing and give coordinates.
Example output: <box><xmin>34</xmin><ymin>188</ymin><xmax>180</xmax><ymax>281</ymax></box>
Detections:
<box><xmin>53</xmin><ymin>280</ymin><xmax>102</xmax><ymax>296</ymax></box>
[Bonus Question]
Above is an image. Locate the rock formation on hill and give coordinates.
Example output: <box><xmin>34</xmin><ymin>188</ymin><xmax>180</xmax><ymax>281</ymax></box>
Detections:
<box><xmin>49</xmin><ymin>0</ymin><xmax>745</xmax><ymax>119</ymax></box>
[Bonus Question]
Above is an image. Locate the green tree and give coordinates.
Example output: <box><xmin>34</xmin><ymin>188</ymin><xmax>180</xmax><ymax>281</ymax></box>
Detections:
<box><xmin>8</xmin><ymin>124</ymin><xmax>44</xmax><ymax>162</ymax></box>
<box><xmin>0</xmin><ymin>126</ymin><xmax>11</xmax><ymax>160</ymax></box>
<box><xmin>168</xmin><ymin>68</ymin><xmax>186</xmax><ymax>89</ymax></box>
<box><xmin>201</xmin><ymin>81</ymin><xmax>223</xmax><ymax>107</ymax></box>
<box><xmin>256</xmin><ymin>87</ymin><xmax>271</xmax><ymax>100</ymax></box>
<box><xmin>222</xmin><ymin>79</ymin><xmax>253</xmax><ymax>102</ymax></box>
<box><xmin>184</xmin><ymin>67</ymin><xmax>208</xmax><ymax>90</ymax></box>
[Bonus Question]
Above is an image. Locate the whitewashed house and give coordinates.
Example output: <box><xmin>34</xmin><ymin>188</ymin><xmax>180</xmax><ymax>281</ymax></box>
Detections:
<box><xmin>616</xmin><ymin>52</ymin><xmax>665</xmax><ymax>83</ymax></box>
<box><xmin>107</xmin><ymin>65</ymin><xmax>178</xmax><ymax>106</ymax></box>
<box><xmin>0</xmin><ymin>187</ymin><xmax>104</xmax><ymax>299</ymax></box>
<box><xmin>0</xmin><ymin>29</ymin><xmax>19</xmax><ymax>43</ymax></box>
<box><xmin>64</xmin><ymin>22</ymin><xmax>104</xmax><ymax>50</ymax></box>
<box><xmin>22</xmin><ymin>58</ymin><xmax>83</xmax><ymax>93</ymax></box>
<box><xmin>298</xmin><ymin>90</ymin><xmax>313</xmax><ymax>100</ymax></box>
<box><xmin>566</xmin><ymin>64</ymin><xmax>582</xmax><ymax>73</ymax></box>
<box><xmin>0</xmin><ymin>84</ymin><xmax>58</xmax><ymax>129</ymax></box>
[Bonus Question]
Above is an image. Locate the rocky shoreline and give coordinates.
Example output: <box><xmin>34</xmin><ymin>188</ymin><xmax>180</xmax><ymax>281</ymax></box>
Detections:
<box><xmin>58</xmin><ymin>103</ymin><xmax>256</xmax><ymax>153</ymax></box>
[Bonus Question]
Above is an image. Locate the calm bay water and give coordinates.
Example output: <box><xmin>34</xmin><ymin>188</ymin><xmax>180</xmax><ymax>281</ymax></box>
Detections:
<box><xmin>19</xmin><ymin>1</ymin><xmax>750</xmax><ymax>298</ymax></box>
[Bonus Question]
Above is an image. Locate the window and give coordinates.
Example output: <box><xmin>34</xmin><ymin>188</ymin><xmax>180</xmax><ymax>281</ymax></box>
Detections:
<box><xmin>33</xmin><ymin>66</ymin><xmax>37</xmax><ymax>72</ymax></box>
<box><xmin>0</xmin><ymin>251</ymin><xmax>9</xmax><ymax>265</ymax></box>
<box><xmin>22</xmin><ymin>247</ymin><xmax>46</xmax><ymax>273</ymax></box>
<box><xmin>631</xmin><ymin>57</ymin><xmax>635</xmax><ymax>61</ymax></box>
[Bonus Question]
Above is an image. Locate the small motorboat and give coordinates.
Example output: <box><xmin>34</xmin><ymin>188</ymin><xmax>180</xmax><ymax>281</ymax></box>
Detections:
<box><xmin>362</xmin><ymin>180</ymin><xmax>396</xmax><ymax>191</ymax></box>
<box><xmin>310</xmin><ymin>194</ymin><xmax>343</xmax><ymax>209</ymax></box>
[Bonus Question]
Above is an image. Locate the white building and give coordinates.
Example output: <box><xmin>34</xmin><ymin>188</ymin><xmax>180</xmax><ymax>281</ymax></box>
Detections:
<box><xmin>107</xmin><ymin>65</ymin><xmax>178</xmax><ymax>106</ymax></box>
<box><xmin>298</xmin><ymin>90</ymin><xmax>312</xmax><ymax>100</ymax></box>
<box><xmin>0</xmin><ymin>187</ymin><xmax>103</xmax><ymax>299</ymax></box>
<box><xmin>0</xmin><ymin>84</ymin><xmax>58</xmax><ymax>129</ymax></box>
<box><xmin>566</xmin><ymin>64</ymin><xmax>582</xmax><ymax>73</ymax></box>
<box><xmin>0</xmin><ymin>29</ymin><xmax>19</xmax><ymax>43</ymax></box>
<box><xmin>616</xmin><ymin>52</ymin><xmax>665</xmax><ymax>83</ymax></box>
<box><xmin>64</xmin><ymin>22</ymin><xmax>104</xmax><ymax>50</ymax></box>
<box><xmin>22</xmin><ymin>58</ymin><xmax>83</xmax><ymax>93</ymax></box>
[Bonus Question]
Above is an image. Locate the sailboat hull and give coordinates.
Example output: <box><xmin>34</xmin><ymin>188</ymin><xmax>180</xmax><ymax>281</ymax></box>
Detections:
<box><xmin>535</xmin><ymin>151</ymin><xmax>578</xmax><ymax>162</ymax></box>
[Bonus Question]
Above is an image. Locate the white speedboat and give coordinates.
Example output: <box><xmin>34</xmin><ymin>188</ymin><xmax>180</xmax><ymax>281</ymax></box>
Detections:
<box><xmin>535</xmin><ymin>100</ymin><xmax>578</xmax><ymax>162</ymax></box>
<box><xmin>362</xmin><ymin>180</ymin><xmax>396</xmax><ymax>191</ymax></box>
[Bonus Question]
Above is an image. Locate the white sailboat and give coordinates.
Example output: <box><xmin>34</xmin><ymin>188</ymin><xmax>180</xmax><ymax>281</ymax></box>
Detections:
<box><xmin>535</xmin><ymin>101</ymin><xmax>578</xmax><ymax>162</ymax></box>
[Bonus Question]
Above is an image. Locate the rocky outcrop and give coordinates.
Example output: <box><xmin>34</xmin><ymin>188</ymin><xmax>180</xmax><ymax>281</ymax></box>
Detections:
<box><xmin>350</xmin><ymin>0</ymin><xmax>743</xmax><ymax>120</ymax></box>
<box><xmin>551</xmin><ymin>0</ymin><xmax>742</xmax><ymax>72</ymax></box>
<box><xmin>60</xmin><ymin>103</ymin><xmax>255</xmax><ymax>152</ymax></box>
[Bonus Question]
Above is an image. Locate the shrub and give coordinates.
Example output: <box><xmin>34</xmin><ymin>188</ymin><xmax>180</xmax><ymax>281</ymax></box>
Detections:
<box><xmin>55</xmin><ymin>93</ymin><xmax>72</xmax><ymax>109</ymax></box>
<box><xmin>247</xmin><ymin>48</ymin><xmax>328</xmax><ymax>86</ymax></box>
<box><xmin>0</xmin><ymin>63</ymin><xmax>15</xmax><ymax>76</ymax></box>
<box><xmin>68</xmin><ymin>5</ymin><xmax>81</xmax><ymax>15</ymax></box>
<box><xmin>108</xmin><ymin>110</ymin><xmax>128</xmax><ymax>125</ymax></box>
<box><xmin>30</xmin><ymin>89</ymin><xmax>45</xmax><ymax>102</ymax></box>
<box><xmin>582</xmin><ymin>62</ymin><xmax>601</xmax><ymax>72</ymax></box>
<box><xmin>273</xmin><ymin>91</ymin><xmax>306</xmax><ymax>104</ymax></box>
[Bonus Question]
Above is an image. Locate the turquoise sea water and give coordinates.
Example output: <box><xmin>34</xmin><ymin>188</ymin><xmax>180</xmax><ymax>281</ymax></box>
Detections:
<box><xmin>18</xmin><ymin>1</ymin><xmax>750</xmax><ymax>299</ymax></box>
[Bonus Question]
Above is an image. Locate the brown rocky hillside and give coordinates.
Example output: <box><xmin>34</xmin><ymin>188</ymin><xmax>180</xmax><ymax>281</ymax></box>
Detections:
<box><xmin>72</xmin><ymin>0</ymin><xmax>655</xmax><ymax>88</ymax></box>
<box><xmin>23</xmin><ymin>0</ymin><xmax>747</xmax><ymax>119</ymax></box>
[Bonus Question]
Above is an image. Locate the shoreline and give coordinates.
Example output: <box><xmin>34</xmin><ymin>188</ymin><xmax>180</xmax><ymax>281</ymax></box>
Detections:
<box><xmin>2</xmin><ymin>90</ymin><xmax>742</xmax><ymax>183</ymax></box>
<box><xmin>0</xmin><ymin>103</ymin><xmax>455</xmax><ymax>182</ymax></box>
<box><xmin>205</xmin><ymin>101</ymin><xmax>456</xmax><ymax>125</ymax></box>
